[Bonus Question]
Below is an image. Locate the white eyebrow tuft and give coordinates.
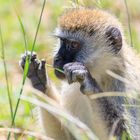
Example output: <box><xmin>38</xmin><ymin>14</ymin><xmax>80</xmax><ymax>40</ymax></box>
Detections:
<box><xmin>54</xmin><ymin>27</ymin><xmax>64</xmax><ymax>37</ymax></box>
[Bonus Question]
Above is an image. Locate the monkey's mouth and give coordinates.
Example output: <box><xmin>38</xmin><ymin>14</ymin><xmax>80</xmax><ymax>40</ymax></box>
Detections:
<box><xmin>53</xmin><ymin>61</ymin><xmax>65</xmax><ymax>79</ymax></box>
<box><xmin>53</xmin><ymin>55</ymin><xmax>66</xmax><ymax>79</ymax></box>
<box><xmin>54</xmin><ymin>68</ymin><xmax>65</xmax><ymax>79</ymax></box>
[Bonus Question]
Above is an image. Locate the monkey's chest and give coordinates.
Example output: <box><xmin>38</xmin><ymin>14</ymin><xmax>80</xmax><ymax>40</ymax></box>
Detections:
<box><xmin>61</xmin><ymin>83</ymin><xmax>109</xmax><ymax>140</ymax></box>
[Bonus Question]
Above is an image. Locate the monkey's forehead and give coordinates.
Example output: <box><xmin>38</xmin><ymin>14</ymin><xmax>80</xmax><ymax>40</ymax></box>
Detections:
<box><xmin>59</xmin><ymin>8</ymin><xmax>121</xmax><ymax>33</ymax></box>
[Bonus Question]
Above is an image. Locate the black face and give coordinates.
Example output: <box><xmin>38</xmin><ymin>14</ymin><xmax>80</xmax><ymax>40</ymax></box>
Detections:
<box><xmin>53</xmin><ymin>37</ymin><xmax>82</xmax><ymax>79</ymax></box>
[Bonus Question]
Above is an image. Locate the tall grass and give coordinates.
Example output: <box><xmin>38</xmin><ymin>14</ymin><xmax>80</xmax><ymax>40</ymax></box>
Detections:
<box><xmin>16</xmin><ymin>12</ymin><xmax>28</xmax><ymax>52</ymax></box>
<box><xmin>7</xmin><ymin>0</ymin><xmax>46</xmax><ymax>139</ymax></box>
<box><xmin>0</xmin><ymin>26</ymin><xmax>13</xmax><ymax>121</ymax></box>
<box><xmin>0</xmin><ymin>26</ymin><xmax>18</xmax><ymax>139</ymax></box>
<box><xmin>20</xmin><ymin>88</ymin><xmax>99</xmax><ymax>140</ymax></box>
<box><xmin>124</xmin><ymin>0</ymin><xmax>133</xmax><ymax>47</ymax></box>
<box><xmin>0</xmin><ymin>127</ymin><xmax>53</xmax><ymax>140</ymax></box>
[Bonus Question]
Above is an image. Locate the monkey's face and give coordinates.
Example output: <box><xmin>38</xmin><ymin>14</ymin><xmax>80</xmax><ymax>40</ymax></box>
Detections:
<box><xmin>54</xmin><ymin>8</ymin><xmax>123</xmax><ymax>79</ymax></box>
<box><xmin>53</xmin><ymin>38</ymin><xmax>82</xmax><ymax>79</ymax></box>
<box><xmin>53</xmin><ymin>26</ymin><xmax>122</xmax><ymax>80</ymax></box>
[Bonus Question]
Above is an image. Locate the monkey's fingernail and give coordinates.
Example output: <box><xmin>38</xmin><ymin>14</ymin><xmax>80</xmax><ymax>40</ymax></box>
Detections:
<box><xmin>34</xmin><ymin>59</ymin><xmax>40</xmax><ymax>65</ymax></box>
<box><xmin>32</xmin><ymin>53</ymin><xmax>37</xmax><ymax>59</ymax></box>
<box><xmin>25</xmin><ymin>51</ymin><xmax>31</xmax><ymax>56</ymax></box>
<box><xmin>41</xmin><ymin>59</ymin><xmax>46</xmax><ymax>69</ymax></box>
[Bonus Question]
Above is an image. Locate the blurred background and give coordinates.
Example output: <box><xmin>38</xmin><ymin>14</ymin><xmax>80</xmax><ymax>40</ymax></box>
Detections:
<box><xmin>0</xmin><ymin>0</ymin><xmax>140</xmax><ymax>139</ymax></box>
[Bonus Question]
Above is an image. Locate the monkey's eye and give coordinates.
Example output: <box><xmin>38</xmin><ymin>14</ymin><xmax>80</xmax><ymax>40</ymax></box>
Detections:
<box><xmin>71</xmin><ymin>41</ymin><xmax>80</xmax><ymax>50</ymax></box>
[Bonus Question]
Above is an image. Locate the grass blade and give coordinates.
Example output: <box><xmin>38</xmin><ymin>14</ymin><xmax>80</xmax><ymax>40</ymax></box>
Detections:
<box><xmin>0</xmin><ymin>26</ymin><xmax>17</xmax><ymax>139</ymax></box>
<box><xmin>46</xmin><ymin>63</ymin><xmax>65</xmax><ymax>74</ymax></box>
<box><xmin>0</xmin><ymin>26</ymin><xmax>14</xmax><ymax>123</ymax></box>
<box><xmin>20</xmin><ymin>94</ymin><xmax>99</xmax><ymax>140</ymax></box>
<box><xmin>124</xmin><ymin>0</ymin><xmax>133</xmax><ymax>47</ymax></box>
<box><xmin>74</xmin><ymin>0</ymin><xmax>79</xmax><ymax>5</ymax></box>
<box><xmin>7</xmin><ymin>0</ymin><xmax>46</xmax><ymax>139</ymax></box>
<box><xmin>31</xmin><ymin>0</ymin><xmax>46</xmax><ymax>54</ymax></box>
<box><xmin>0</xmin><ymin>128</ymin><xmax>53</xmax><ymax>140</ymax></box>
<box><xmin>16</xmin><ymin>11</ymin><xmax>28</xmax><ymax>52</ymax></box>
<box><xmin>17</xmin><ymin>10</ymin><xmax>34</xmax><ymax>119</ymax></box>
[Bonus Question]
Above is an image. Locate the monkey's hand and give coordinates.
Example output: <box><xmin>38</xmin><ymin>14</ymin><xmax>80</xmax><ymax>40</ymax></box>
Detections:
<box><xmin>63</xmin><ymin>62</ymin><xmax>102</xmax><ymax>94</ymax></box>
<box><xmin>19</xmin><ymin>51</ymin><xmax>47</xmax><ymax>93</ymax></box>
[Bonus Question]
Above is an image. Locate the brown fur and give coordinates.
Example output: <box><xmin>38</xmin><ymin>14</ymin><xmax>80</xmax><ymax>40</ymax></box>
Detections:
<box><xmin>59</xmin><ymin>8</ymin><xmax>121</xmax><ymax>33</ymax></box>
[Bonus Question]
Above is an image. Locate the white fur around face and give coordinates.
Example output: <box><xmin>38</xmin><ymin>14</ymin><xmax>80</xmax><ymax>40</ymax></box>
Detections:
<box><xmin>60</xmin><ymin>82</ymin><xmax>109</xmax><ymax>140</ymax></box>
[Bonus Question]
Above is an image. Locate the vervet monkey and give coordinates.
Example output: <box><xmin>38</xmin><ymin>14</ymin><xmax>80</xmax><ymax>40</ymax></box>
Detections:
<box><xmin>20</xmin><ymin>8</ymin><xmax>140</xmax><ymax>140</ymax></box>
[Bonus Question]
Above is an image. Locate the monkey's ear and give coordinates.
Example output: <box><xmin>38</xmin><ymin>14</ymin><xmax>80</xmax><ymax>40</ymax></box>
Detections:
<box><xmin>106</xmin><ymin>27</ymin><xmax>122</xmax><ymax>53</ymax></box>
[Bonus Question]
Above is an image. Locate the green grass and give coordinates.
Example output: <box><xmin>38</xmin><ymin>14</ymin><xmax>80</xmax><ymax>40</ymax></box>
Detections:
<box><xmin>0</xmin><ymin>26</ymin><xmax>13</xmax><ymax>121</ymax></box>
<box><xmin>6</xmin><ymin>0</ymin><xmax>46</xmax><ymax>139</ymax></box>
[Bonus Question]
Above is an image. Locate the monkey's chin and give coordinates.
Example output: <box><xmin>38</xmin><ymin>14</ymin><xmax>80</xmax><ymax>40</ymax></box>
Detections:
<box><xmin>54</xmin><ymin>70</ymin><xmax>65</xmax><ymax>79</ymax></box>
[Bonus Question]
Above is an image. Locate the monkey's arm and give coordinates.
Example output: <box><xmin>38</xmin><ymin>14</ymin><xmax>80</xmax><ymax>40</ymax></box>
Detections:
<box><xmin>20</xmin><ymin>52</ymin><xmax>68</xmax><ymax>140</ymax></box>
<box><xmin>63</xmin><ymin>62</ymin><xmax>131</xmax><ymax>139</ymax></box>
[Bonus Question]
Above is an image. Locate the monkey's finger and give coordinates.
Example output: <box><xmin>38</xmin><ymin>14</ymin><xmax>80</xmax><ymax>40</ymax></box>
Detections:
<box><xmin>63</xmin><ymin>62</ymin><xmax>84</xmax><ymax>70</ymax></box>
<box><xmin>27</xmin><ymin>59</ymin><xmax>40</xmax><ymax>78</ymax></box>
<box><xmin>31</xmin><ymin>52</ymin><xmax>37</xmax><ymax>60</ymax></box>
<box><xmin>26</xmin><ymin>51</ymin><xmax>37</xmax><ymax>60</ymax></box>
<box><xmin>63</xmin><ymin>63</ymin><xmax>73</xmax><ymax>70</ymax></box>
<box><xmin>68</xmin><ymin>65</ymin><xmax>87</xmax><ymax>71</ymax></box>
<box><xmin>63</xmin><ymin>65</ymin><xmax>86</xmax><ymax>74</ymax></box>
<box><xmin>20</xmin><ymin>51</ymin><xmax>37</xmax><ymax>62</ymax></box>
<box><xmin>38</xmin><ymin>59</ymin><xmax>46</xmax><ymax>69</ymax></box>
<box><xmin>72</xmin><ymin>70</ymin><xmax>86</xmax><ymax>83</ymax></box>
<box><xmin>34</xmin><ymin>59</ymin><xmax>41</xmax><ymax>69</ymax></box>
<box><xmin>25</xmin><ymin>51</ymin><xmax>37</xmax><ymax>58</ymax></box>
<box><xmin>64</xmin><ymin>69</ymin><xmax>73</xmax><ymax>84</ymax></box>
